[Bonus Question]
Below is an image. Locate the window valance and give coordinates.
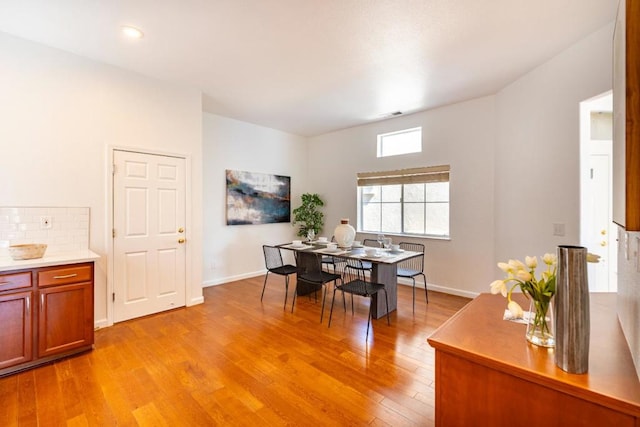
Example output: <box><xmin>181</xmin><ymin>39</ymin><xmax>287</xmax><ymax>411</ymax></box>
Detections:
<box><xmin>356</xmin><ymin>165</ymin><xmax>450</xmax><ymax>187</ymax></box>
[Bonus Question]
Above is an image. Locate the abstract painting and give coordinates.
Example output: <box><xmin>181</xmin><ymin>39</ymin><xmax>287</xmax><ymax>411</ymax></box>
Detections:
<box><xmin>226</xmin><ymin>170</ymin><xmax>291</xmax><ymax>225</ymax></box>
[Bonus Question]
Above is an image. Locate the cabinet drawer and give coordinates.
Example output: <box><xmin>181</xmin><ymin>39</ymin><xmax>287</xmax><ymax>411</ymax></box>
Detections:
<box><xmin>0</xmin><ymin>271</ymin><xmax>31</xmax><ymax>292</ymax></box>
<box><xmin>38</xmin><ymin>264</ymin><xmax>93</xmax><ymax>287</ymax></box>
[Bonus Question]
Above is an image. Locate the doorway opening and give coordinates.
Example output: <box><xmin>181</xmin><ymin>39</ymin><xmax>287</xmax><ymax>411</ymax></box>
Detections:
<box><xmin>579</xmin><ymin>91</ymin><xmax>617</xmax><ymax>292</ymax></box>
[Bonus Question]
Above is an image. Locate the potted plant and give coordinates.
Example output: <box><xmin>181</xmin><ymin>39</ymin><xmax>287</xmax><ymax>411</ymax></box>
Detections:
<box><xmin>292</xmin><ymin>193</ymin><xmax>324</xmax><ymax>238</ymax></box>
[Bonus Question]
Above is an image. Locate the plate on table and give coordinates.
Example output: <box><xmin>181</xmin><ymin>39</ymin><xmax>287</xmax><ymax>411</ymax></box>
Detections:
<box><xmin>364</xmin><ymin>252</ymin><xmax>383</xmax><ymax>258</ymax></box>
<box><xmin>315</xmin><ymin>241</ymin><xmax>330</xmax><ymax>245</ymax></box>
<box><xmin>290</xmin><ymin>244</ymin><xmax>305</xmax><ymax>249</ymax></box>
<box><xmin>390</xmin><ymin>249</ymin><xmax>405</xmax><ymax>254</ymax></box>
<box><xmin>324</xmin><ymin>248</ymin><xmax>342</xmax><ymax>254</ymax></box>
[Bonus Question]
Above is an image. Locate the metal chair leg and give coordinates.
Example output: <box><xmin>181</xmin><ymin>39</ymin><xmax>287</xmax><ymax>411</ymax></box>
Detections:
<box><xmin>421</xmin><ymin>273</ymin><xmax>429</xmax><ymax>303</ymax></box>
<box><xmin>328</xmin><ymin>287</ymin><xmax>338</xmax><ymax>328</ymax></box>
<box><xmin>320</xmin><ymin>284</ymin><xmax>328</xmax><ymax>323</ymax></box>
<box><xmin>291</xmin><ymin>282</ymin><xmax>297</xmax><ymax>313</ymax></box>
<box><xmin>366</xmin><ymin>301</ymin><xmax>372</xmax><ymax>340</ymax></box>
<box><xmin>383</xmin><ymin>288</ymin><xmax>390</xmax><ymax>326</ymax></box>
<box><xmin>284</xmin><ymin>275</ymin><xmax>289</xmax><ymax>309</ymax></box>
<box><xmin>261</xmin><ymin>272</ymin><xmax>270</xmax><ymax>301</ymax></box>
<box><xmin>412</xmin><ymin>277</ymin><xmax>416</xmax><ymax>313</ymax></box>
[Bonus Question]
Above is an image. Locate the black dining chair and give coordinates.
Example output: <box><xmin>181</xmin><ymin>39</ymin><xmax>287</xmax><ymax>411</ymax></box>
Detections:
<box><xmin>328</xmin><ymin>258</ymin><xmax>390</xmax><ymax>340</ymax></box>
<box><xmin>321</xmin><ymin>236</ymin><xmax>342</xmax><ymax>273</ymax></box>
<box><xmin>351</xmin><ymin>238</ymin><xmax>376</xmax><ymax>272</ymax></box>
<box><xmin>261</xmin><ymin>245</ymin><xmax>298</xmax><ymax>309</ymax></box>
<box><xmin>397</xmin><ymin>242</ymin><xmax>428</xmax><ymax>312</ymax></box>
<box><xmin>293</xmin><ymin>252</ymin><xmax>342</xmax><ymax>323</ymax></box>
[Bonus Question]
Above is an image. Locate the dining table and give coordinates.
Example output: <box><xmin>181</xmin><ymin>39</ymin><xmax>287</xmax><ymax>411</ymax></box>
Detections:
<box><xmin>279</xmin><ymin>241</ymin><xmax>422</xmax><ymax>319</ymax></box>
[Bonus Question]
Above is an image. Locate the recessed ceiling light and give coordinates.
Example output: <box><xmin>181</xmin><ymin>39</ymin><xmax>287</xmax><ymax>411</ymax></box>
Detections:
<box><xmin>121</xmin><ymin>26</ymin><xmax>144</xmax><ymax>39</ymax></box>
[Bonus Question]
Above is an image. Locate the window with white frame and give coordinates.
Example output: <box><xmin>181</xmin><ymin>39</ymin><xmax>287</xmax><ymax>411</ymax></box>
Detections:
<box><xmin>357</xmin><ymin>165</ymin><xmax>450</xmax><ymax>238</ymax></box>
<box><xmin>377</xmin><ymin>127</ymin><xmax>422</xmax><ymax>158</ymax></box>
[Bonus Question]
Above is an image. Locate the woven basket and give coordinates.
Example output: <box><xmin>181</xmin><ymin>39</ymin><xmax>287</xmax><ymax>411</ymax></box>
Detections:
<box><xmin>8</xmin><ymin>244</ymin><xmax>47</xmax><ymax>260</ymax></box>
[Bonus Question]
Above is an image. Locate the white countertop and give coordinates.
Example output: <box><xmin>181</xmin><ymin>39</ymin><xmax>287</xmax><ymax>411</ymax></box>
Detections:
<box><xmin>0</xmin><ymin>250</ymin><xmax>100</xmax><ymax>272</ymax></box>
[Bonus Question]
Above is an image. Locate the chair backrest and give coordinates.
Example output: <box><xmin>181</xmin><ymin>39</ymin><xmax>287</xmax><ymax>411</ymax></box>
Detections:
<box><xmin>263</xmin><ymin>245</ymin><xmax>284</xmax><ymax>270</ymax></box>
<box><xmin>362</xmin><ymin>238</ymin><xmax>378</xmax><ymax>247</ymax></box>
<box><xmin>343</xmin><ymin>258</ymin><xmax>369</xmax><ymax>283</ymax></box>
<box><xmin>398</xmin><ymin>242</ymin><xmax>425</xmax><ymax>271</ymax></box>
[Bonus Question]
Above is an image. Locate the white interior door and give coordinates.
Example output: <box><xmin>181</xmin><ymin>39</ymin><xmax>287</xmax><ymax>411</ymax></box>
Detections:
<box><xmin>113</xmin><ymin>150</ymin><xmax>186</xmax><ymax>322</ymax></box>
<box><xmin>585</xmin><ymin>153</ymin><xmax>611</xmax><ymax>291</ymax></box>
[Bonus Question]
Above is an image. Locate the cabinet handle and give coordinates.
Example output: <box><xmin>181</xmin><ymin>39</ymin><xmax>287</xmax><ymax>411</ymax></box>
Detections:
<box><xmin>41</xmin><ymin>294</ymin><xmax>44</xmax><ymax>312</ymax></box>
<box><xmin>0</xmin><ymin>281</ymin><xmax>9</xmax><ymax>285</ymax></box>
<box><xmin>26</xmin><ymin>296</ymin><xmax>30</xmax><ymax>315</ymax></box>
<box><xmin>53</xmin><ymin>273</ymin><xmax>78</xmax><ymax>279</ymax></box>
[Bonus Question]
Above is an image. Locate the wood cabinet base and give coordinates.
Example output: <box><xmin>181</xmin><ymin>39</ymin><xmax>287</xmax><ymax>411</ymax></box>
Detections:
<box><xmin>428</xmin><ymin>294</ymin><xmax>640</xmax><ymax>426</ymax></box>
<box><xmin>0</xmin><ymin>262</ymin><xmax>94</xmax><ymax>377</ymax></box>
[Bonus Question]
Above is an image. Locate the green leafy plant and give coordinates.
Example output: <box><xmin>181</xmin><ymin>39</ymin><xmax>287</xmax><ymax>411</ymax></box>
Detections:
<box><xmin>292</xmin><ymin>193</ymin><xmax>324</xmax><ymax>238</ymax></box>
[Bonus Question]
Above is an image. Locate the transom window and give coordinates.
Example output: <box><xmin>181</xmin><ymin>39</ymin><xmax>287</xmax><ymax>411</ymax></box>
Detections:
<box><xmin>377</xmin><ymin>127</ymin><xmax>422</xmax><ymax>158</ymax></box>
<box><xmin>357</xmin><ymin>166</ymin><xmax>450</xmax><ymax>238</ymax></box>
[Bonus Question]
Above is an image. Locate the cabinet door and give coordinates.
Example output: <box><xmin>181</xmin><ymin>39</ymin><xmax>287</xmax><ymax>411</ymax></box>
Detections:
<box><xmin>0</xmin><ymin>291</ymin><xmax>33</xmax><ymax>369</ymax></box>
<box><xmin>38</xmin><ymin>282</ymin><xmax>93</xmax><ymax>358</ymax></box>
<box><xmin>613</xmin><ymin>0</ymin><xmax>640</xmax><ymax>230</ymax></box>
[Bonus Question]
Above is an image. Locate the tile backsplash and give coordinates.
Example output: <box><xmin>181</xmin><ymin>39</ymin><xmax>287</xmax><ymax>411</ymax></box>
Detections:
<box><xmin>0</xmin><ymin>206</ymin><xmax>90</xmax><ymax>256</ymax></box>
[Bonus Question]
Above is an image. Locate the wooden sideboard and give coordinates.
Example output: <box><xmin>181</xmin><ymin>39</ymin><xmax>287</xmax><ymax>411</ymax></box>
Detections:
<box><xmin>0</xmin><ymin>262</ymin><xmax>94</xmax><ymax>377</ymax></box>
<box><xmin>428</xmin><ymin>293</ymin><xmax>640</xmax><ymax>426</ymax></box>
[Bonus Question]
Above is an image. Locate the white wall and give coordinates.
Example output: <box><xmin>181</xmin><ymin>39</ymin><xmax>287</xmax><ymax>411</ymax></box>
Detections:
<box><xmin>202</xmin><ymin>113</ymin><xmax>307</xmax><ymax>286</ymax></box>
<box><xmin>307</xmin><ymin>96</ymin><xmax>496</xmax><ymax>296</ymax></box>
<box><xmin>494</xmin><ymin>23</ymin><xmax>614</xmax><ymax>263</ymax></box>
<box><xmin>304</xmin><ymin>23</ymin><xmax>614</xmax><ymax>297</ymax></box>
<box><xmin>0</xmin><ymin>32</ymin><xmax>204</xmax><ymax>326</ymax></box>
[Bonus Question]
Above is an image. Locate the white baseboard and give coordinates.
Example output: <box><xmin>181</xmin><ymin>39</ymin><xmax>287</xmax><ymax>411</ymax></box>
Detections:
<box><xmin>189</xmin><ymin>295</ymin><xmax>205</xmax><ymax>305</ymax></box>
<box><xmin>94</xmin><ymin>318</ymin><xmax>110</xmax><ymax>330</ymax></box>
<box><xmin>396</xmin><ymin>278</ymin><xmax>479</xmax><ymax>299</ymax></box>
<box><xmin>203</xmin><ymin>270</ymin><xmax>479</xmax><ymax>300</ymax></box>
<box><xmin>202</xmin><ymin>270</ymin><xmax>265</xmax><ymax>287</ymax></box>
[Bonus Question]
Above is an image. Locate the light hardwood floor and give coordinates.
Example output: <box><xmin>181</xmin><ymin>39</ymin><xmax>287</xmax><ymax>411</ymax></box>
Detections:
<box><xmin>0</xmin><ymin>276</ymin><xmax>470</xmax><ymax>426</ymax></box>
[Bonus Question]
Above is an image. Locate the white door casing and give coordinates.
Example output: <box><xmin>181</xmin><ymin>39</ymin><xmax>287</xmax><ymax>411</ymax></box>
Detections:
<box><xmin>580</xmin><ymin>92</ymin><xmax>617</xmax><ymax>292</ymax></box>
<box><xmin>113</xmin><ymin>150</ymin><xmax>187</xmax><ymax>322</ymax></box>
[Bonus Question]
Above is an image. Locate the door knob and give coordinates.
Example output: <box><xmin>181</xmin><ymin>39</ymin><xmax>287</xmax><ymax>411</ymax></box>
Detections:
<box><xmin>600</xmin><ymin>241</ymin><xmax>606</xmax><ymax>246</ymax></box>
<box><xmin>178</xmin><ymin>227</ymin><xmax>184</xmax><ymax>233</ymax></box>
<box><xmin>600</xmin><ymin>229</ymin><xmax>606</xmax><ymax>235</ymax></box>
<box><xmin>178</xmin><ymin>238</ymin><xmax>186</xmax><ymax>244</ymax></box>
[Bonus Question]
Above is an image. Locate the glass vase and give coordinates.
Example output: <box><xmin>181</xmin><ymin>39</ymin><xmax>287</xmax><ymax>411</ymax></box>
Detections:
<box><xmin>526</xmin><ymin>298</ymin><xmax>555</xmax><ymax>348</ymax></box>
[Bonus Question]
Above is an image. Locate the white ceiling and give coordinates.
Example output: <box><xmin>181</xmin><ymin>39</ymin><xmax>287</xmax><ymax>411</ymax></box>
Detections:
<box><xmin>0</xmin><ymin>0</ymin><xmax>617</xmax><ymax>136</ymax></box>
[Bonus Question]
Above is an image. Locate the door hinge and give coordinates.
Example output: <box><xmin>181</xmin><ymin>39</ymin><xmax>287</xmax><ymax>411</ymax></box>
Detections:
<box><xmin>590</xmin><ymin>168</ymin><xmax>594</xmax><ymax>179</ymax></box>
<box><xmin>112</xmin><ymin>164</ymin><xmax>116</xmax><ymax>175</ymax></box>
<box><xmin>112</xmin><ymin>229</ymin><xmax>116</xmax><ymax>238</ymax></box>
<box><xmin>112</xmin><ymin>292</ymin><xmax>115</xmax><ymax>302</ymax></box>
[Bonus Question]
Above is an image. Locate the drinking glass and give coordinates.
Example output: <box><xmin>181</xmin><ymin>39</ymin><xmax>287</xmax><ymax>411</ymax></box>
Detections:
<box><xmin>383</xmin><ymin>237</ymin><xmax>392</xmax><ymax>249</ymax></box>
<box><xmin>376</xmin><ymin>233</ymin><xmax>385</xmax><ymax>248</ymax></box>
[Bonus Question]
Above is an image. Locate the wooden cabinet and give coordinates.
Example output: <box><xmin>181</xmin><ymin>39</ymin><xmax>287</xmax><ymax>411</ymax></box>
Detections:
<box><xmin>37</xmin><ymin>264</ymin><xmax>94</xmax><ymax>358</ymax></box>
<box><xmin>0</xmin><ymin>270</ymin><xmax>33</xmax><ymax>370</ymax></box>
<box><xmin>428</xmin><ymin>294</ymin><xmax>640</xmax><ymax>426</ymax></box>
<box><xmin>613</xmin><ymin>0</ymin><xmax>640</xmax><ymax>230</ymax></box>
<box><xmin>0</xmin><ymin>262</ymin><xmax>94</xmax><ymax>377</ymax></box>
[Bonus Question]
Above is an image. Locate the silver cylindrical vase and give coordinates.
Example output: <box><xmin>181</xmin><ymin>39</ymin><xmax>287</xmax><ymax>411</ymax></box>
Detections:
<box><xmin>554</xmin><ymin>245</ymin><xmax>590</xmax><ymax>374</ymax></box>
